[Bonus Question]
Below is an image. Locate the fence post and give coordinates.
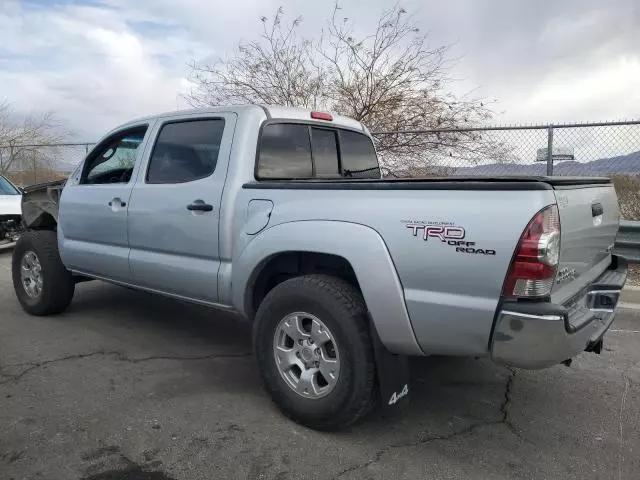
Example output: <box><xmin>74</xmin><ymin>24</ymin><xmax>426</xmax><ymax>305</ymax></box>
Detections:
<box><xmin>546</xmin><ymin>125</ymin><xmax>554</xmax><ymax>176</ymax></box>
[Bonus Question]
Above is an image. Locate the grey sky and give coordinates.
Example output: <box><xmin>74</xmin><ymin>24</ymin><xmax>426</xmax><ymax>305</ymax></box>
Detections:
<box><xmin>1</xmin><ymin>0</ymin><xmax>638</xmax><ymax>140</ymax></box>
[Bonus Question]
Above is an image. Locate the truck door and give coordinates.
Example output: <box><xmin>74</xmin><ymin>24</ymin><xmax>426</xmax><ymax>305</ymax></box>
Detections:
<box><xmin>126</xmin><ymin>112</ymin><xmax>237</xmax><ymax>303</ymax></box>
<box><xmin>58</xmin><ymin>124</ymin><xmax>152</xmax><ymax>281</ymax></box>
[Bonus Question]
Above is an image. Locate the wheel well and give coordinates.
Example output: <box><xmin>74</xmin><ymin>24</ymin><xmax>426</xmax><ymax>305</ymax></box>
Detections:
<box><xmin>249</xmin><ymin>252</ymin><xmax>361</xmax><ymax>319</ymax></box>
<box><xmin>26</xmin><ymin>212</ymin><xmax>57</xmax><ymax>230</ymax></box>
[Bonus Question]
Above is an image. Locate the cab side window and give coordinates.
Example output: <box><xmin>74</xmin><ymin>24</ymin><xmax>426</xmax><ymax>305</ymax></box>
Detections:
<box><xmin>81</xmin><ymin>127</ymin><xmax>147</xmax><ymax>185</ymax></box>
<box><xmin>146</xmin><ymin>119</ymin><xmax>225</xmax><ymax>184</ymax></box>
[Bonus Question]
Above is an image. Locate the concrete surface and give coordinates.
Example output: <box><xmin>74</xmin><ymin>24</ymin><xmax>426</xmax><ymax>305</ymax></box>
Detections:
<box><xmin>1</xmin><ymin>248</ymin><xmax>639</xmax><ymax>480</ymax></box>
<box><xmin>621</xmin><ymin>285</ymin><xmax>640</xmax><ymax>306</ymax></box>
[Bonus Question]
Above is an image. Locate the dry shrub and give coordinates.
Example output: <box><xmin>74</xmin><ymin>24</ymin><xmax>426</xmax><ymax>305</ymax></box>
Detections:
<box><xmin>611</xmin><ymin>175</ymin><xmax>640</xmax><ymax>221</ymax></box>
<box><xmin>5</xmin><ymin>169</ymin><xmax>68</xmax><ymax>187</ymax></box>
<box><xmin>611</xmin><ymin>175</ymin><xmax>640</xmax><ymax>284</ymax></box>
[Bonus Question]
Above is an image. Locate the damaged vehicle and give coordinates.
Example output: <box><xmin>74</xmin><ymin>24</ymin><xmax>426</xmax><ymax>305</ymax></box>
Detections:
<box><xmin>11</xmin><ymin>105</ymin><xmax>628</xmax><ymax>431</ymax></box>
<box><xmin>0</xmin><ymin>174</ymin><xmax>24</xmax><ymax>244</ymax></box>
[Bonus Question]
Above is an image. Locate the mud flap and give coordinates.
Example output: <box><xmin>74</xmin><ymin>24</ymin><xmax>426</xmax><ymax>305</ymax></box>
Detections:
<box><xmin>586</xmin><ymin>337</ymin><xmax>604</xmax><ymax>354</ymax></box>
<box><xmin>370</xmin><ymin>319</ymin><xmax>411</xmax><ymax>410</ymax></box>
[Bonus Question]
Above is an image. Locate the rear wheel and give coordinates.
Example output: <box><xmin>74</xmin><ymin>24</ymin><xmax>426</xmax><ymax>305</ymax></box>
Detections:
<box><xmin>12</xmin><ymin>230</ymin><xmax>75</xmax><ymax>315</ymax></box>
<box><xmin>253</xmin><ymin>274</ymin><xmax>377</xmax><ymax>430</ymax></box>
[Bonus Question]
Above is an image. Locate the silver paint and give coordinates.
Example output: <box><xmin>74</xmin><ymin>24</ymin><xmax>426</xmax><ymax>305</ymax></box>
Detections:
<box><xmin>51</xmin><ymin>104</ymin><xmax>623</xmax><ymax>363</ymax></box>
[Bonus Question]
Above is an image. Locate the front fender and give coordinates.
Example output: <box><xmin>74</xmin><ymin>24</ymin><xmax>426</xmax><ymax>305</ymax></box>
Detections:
<box><xmin>232</xmin><ymin>220</ymin><xmax>423</xmax><ymax>356</ymax></box>
<box><xmin>21</xmin><ymin>179</ymin><xmax>65</xmax><ymax>229</ymax></box>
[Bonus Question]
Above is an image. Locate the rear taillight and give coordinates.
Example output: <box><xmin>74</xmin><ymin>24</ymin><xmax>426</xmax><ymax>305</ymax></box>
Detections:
<box><xmin>502</xmin><ymin>205</ymin><xmax>561</xmax><ymax>298</ymax></box>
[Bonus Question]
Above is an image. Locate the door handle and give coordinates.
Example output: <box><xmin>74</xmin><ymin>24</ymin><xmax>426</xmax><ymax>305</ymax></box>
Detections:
<box><xmin>591</xmin><ymin>202</ymin><xmax>603</xmax><ymax>217</ymax></box>
<box><xmin>187</xmin><ymin>201</ymin><xmax>213</xmax><ymax>212</ymax></box>
<box><xmin>108</xmin><ymin>198</ymin><xmax>126</xmax><ymax>207</ymax></box>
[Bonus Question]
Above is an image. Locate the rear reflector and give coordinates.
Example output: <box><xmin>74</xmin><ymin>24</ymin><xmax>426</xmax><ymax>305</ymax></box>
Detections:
<box><xmin>310</xmin><ymin>111</ymin><xmax>333</xmax><ymax>121</ymax></box>
<box><xmin>503</xmin><ymin>205</ymin><xmax>561</xmax><ymax>298</ymax></box>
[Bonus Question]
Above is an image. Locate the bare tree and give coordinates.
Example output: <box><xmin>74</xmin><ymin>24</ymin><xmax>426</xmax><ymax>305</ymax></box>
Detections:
<box><xmin>0</xmin><ymin>101</ymin><xmax>67</xmax><ymax>180</ymax></box>
<box><xmin>186</xmin><ymin>8</ymin><xmax>325</xmax><ymax>109</ymax></box>
<box><xmin>187</xmin><ymin>4</ymin><xmax>504</xmax><ymax>175</ymax></box>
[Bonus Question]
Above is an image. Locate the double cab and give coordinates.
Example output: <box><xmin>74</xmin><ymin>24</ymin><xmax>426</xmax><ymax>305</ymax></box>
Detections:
<box><xmin>13</xmin><ymin>105</ymin><xmax>627</xmax><ymax>430</ymax></box>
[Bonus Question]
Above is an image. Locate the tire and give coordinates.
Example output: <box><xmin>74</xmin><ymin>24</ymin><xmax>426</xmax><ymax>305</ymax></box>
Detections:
<box><xmin>12</xmin><ymin>230</ymin><xmax>75</xmax><ymax>316</ymax></box>
<box><xmin>253</xmin><ymin>274</ymin><xmax>377</xmax><ymax>431</ymax></box>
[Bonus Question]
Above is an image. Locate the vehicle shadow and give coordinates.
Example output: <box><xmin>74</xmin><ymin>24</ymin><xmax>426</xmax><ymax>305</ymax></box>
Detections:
<box><xmin>66</xmin><ymin>280</ymin><xmax>510</xmax><ymax>434</ymax></box>
<box><xmin>69</xmin><ymin>280</ymin><xmax>252</xmax><ymax>352</ymax></box>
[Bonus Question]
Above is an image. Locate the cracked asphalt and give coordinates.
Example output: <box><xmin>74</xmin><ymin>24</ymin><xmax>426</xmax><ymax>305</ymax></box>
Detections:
<box><xmin>1</xmin><ymin>248</ymin><xmax>639</xmax><ymax>480</ymax></box>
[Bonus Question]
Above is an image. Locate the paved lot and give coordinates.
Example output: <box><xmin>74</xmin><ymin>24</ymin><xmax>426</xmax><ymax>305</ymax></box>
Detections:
<box><xmin>1</xmin><ymin>248</ymin><xmax>639</xmax><ymax>480</ymax></box>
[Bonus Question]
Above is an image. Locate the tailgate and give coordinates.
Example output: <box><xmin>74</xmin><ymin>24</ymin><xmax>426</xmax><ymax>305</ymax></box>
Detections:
<box><xmin>552</xmin><ymin>180</ymin><xmax>619</xmax><ymax>302</ymax></box>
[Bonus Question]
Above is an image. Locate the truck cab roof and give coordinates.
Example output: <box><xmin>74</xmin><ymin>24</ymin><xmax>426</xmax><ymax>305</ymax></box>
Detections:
<box><xmin>117</xmin><ymin>104</ymin><xmax>366</xmax><ymax>135</ymax></box>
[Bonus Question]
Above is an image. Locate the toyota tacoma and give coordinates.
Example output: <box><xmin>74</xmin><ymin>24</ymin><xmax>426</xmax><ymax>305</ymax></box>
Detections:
<box><xmin>12</xmin><ymin>105</ymin><xmax>627</xmax><ymax>430</ymax></box>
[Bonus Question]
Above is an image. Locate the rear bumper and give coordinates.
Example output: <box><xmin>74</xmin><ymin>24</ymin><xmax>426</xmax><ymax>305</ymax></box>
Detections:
<box><xmin>490</xmin><ymin>256</ymin><xmax>628</xmax><ymax>369</ymax></box>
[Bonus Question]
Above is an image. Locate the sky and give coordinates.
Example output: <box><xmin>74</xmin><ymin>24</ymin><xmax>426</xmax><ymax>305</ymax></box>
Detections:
<box><xmin>1</xmin><ymin>0</ymin><xmax>639</xmax><ymax>141</ymax></box>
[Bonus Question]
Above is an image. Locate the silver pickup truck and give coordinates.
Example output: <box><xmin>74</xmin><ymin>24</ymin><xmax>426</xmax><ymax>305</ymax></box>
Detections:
<box><xmin>12</xmin><ymin>105</ymin><xmax>627</xmax><ymax>430</ymax></box>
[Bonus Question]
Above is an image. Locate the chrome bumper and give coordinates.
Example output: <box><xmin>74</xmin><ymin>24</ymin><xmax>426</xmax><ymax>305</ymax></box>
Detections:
<box><xmin>490</xmin><ymin>257</ymin><xmax>627</xmax><ymax>370</ymax></box>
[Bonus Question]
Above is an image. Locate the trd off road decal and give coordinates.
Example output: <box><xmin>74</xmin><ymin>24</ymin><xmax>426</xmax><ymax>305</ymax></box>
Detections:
<box><xmin>402</xmin><ymin>220</ymin><xmax>496</xmax><ymax>256</ymax></box>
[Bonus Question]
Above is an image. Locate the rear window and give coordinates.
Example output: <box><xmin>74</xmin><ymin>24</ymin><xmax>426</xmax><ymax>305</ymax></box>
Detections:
<box><xmin>340</xmin><ymin>130</ymin><xmax>381</xmax><ymax>178</ymax></box>
<box><xmin>310</xmin><ymin>128</ymin><xmax>339</xmax><ymax>176</ymax></box>
<box><xmin>257</xmin><ymin>124</ymin><xmax>312</xmax><ymax>179</ymax></box>
<box><xmin>256</xmin><ymin>123</ymin><xmax>379</xmax><ymax>179</ymax></box>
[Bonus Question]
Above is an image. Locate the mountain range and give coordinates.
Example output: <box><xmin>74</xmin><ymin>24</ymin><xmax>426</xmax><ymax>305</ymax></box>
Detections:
<box><xmin>454</xmin><ymin>150</ymin><xmax>640</xmax><ymax>176</ymax></box>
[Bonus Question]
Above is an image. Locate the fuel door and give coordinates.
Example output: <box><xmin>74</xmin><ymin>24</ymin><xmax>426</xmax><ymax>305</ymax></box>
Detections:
<box><xmin>244</xmin><ymin>199</ymin><xmax>274</xmax><ymax>235</ymax></box>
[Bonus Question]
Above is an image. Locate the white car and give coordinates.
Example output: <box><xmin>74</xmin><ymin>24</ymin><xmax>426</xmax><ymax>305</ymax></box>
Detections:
<box><xmin>0</xmin><ymin>175</ymin><xmax>22</xmax><ymax>243</ymax></box>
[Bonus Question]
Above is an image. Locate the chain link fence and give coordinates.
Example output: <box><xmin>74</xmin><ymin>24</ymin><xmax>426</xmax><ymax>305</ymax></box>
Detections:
<box><xmin>0</xmin><ymin>143</ymin><xmax>94</xmax><ymax>186</ymax></box>
<box><xmin>1</xmin><ymin>120</ymin><xmax>638</xmax><ymax>220</ymax></box>
<box><xmin>372</xmin><ymin>120</ymin><xmax>640</xmax><ymax>177</ymax></box>
<box><xmin>372</xmin><ymin>120</ymin><xmax>640</xmax><ymax>220</ymax></box>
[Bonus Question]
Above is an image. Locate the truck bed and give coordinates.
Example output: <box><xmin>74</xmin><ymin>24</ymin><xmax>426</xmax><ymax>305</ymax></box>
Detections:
<box><xmin>239</xmin><ymin>174</ymin><xmax>619</xmax><ymax>357</ymax></box>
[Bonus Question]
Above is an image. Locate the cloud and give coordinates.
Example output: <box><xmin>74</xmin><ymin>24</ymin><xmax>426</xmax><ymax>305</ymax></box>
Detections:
<box><xmin>443</xmin><ymin>1</ymin><xmax>640</xmax><ymax>122</ymax></box>
<box><xmin>0</xmin><ymin>0</ymin><xmax>206</xmax><ymax>139</ymax></box>
<box><xmin>0</xmin><ymin>0</ymin><xmax>639</xmax><ymax>143</ymax></box>
<box><xmin>521</xmin><ymin>56</ymin><xmax>640</xmax><ymax>122</ymax></box>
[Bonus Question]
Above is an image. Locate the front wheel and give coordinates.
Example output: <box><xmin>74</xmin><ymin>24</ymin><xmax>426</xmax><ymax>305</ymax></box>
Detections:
<box><xmin>253</xmin><ymin>274</ymin><xmax>377</xmax><ymax>431</ymax></box>
<box><xmin>12</xmin><ymin>230</ymin><xmax>75</xmax><ymax>315</ymax></box>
